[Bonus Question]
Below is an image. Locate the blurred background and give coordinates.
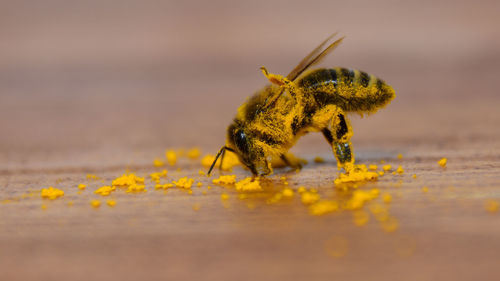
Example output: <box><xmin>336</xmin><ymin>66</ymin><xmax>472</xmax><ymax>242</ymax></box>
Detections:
<box><xmin>1</xmin><ymin>0</ymin><xmax>499</xmax><ymax>170</ymax></box>
<box><xmin>1</xmin><ymin>1</ymin><xmax>500</xmax><ymax>280</ymax></box>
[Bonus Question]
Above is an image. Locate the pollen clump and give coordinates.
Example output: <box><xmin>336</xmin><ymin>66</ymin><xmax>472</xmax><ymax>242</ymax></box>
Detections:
<box><xmin>309</xmin><ymin>200</ymin><xmax>339</xmax><ymax>215</ymax></box>
<box><xmin>155</xmin><ymin>183</ymin><xmax>173</xmax><ymax>190</ymax></box>
<box><xmin>301</xmin><ymin>191</ymin><xmax>320</xmax><ymax>205</ymax></box>
<box><xmin>94</xmin><ymin>186</ymin><xmax>116</xmax><ymax>196</ymax></box>
<box><xmin>201</xmin><ymin>152</ymin><xmax>240</xmax><ymax>171</ymax></box>
<box><xmin>78</xmin><ymin>184</ymin><xmax>86</xmax><ymax>190</ymax></box>
<box><xmin>344</xmin><ymin>189</ymin><xmax>380</xmax><ymax>210</ymax></box>
<box><xmin>485</xmin><ymin>200</ymin><xmax>499</xmax><ymax>213</ymax></box>
<box><xmin>90</xmin><ymin>200</ymin><xmax>101</xmax><ymax>208</ymax></box>
<box><xmin>41</xmin><ymin>187</ymin><xmax>64</xmax><ymax>200</ymax></box>
<box><xmin>126</xmin><ymin>184</ymin><xmax>146</xmax><ymax>193</ymax></box>
<box><xmin>334</xmin><ymin>165</ymin><xmax>378</xmax><ymax>185</ymax></box>
<box><xmin>212</xmin><ymin>175</ymin><xmax>237</xmax><ymax>185</ymax></box>
<box><xmin>368</xmin><ymin>164</ymin><xmax>378</xmax><ymax>171</ymax></box>
<box><xmin>396</xmin><ymin>165</ymin><xmax>404</xmax><ymax>174</ymax></box>
<box><xmin>165</xmin><ymin>150</ymin><xmax>177</xmax><ymax>166</ymax></box>
<box><xmin>150</xmin><ymin>170</ymin><xmax>168</xmax><ymax>183</ymax></box>
<box><xmin>153</xmin><ymin>158</ymin><xmax>165</xmax><ymax>167</ymax></box>
<box><xmin>172</xmin><ymin>177</ymin><xmax>195</xmax><ymax>189</ymax></box>
<box><xmin>382</xmin><ymin>164</ymin><xmax>392</xmax><ymax>171</ymax></box>
<box><xmin>438</xmin><ymin>157</ymin><xmax>447</xmax><ymax>167</ymax></box>
<box><xmin>282</xmin><ymin>188</ymin><xmax>294</xmax><ymax>198</ymax></box>
<box><xmin>187</xmin><ymin>147</ymin><xmax>201</xmax><ymax>159</ymax></box>
<box><xmin>235</xmin><ymin>177</ymin><xmax>262</xmax><ymax>191</ymax></box>
<box><xmin>106</xmin><ymin>200</ymin><xmax>116</xmax><ymax>207</ymax></box>
<box><xmin>112</xmin><ymin>173</ymin><xmax>145</xmax><ymax>187</ymax></box>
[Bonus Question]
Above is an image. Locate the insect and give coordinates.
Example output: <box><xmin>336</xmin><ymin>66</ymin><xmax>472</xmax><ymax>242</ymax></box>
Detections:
<box><xmin>208</xmin><ymin>33</ymin><xmax>395</xmax><ymax>176</ymax></box>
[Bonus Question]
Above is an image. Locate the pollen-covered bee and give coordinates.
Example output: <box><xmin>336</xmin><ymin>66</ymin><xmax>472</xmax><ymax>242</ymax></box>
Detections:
<box><xmin>208</xmin><ymin>33</ymin><xmax>395</xmax><ymax>176</ymax></box>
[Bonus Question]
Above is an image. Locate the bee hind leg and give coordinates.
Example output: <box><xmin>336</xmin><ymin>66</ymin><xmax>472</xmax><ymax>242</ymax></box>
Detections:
<box><xmin>321</xmin><ymin>112</ymin><xmax>355</xmax><ymax>171</ymax></box>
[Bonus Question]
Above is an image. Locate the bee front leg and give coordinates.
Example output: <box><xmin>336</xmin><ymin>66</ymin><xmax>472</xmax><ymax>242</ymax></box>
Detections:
<box><xmin>321</xmin><ymin>112</ymin><xmax>355</xmax><ymax>171</ymax></box>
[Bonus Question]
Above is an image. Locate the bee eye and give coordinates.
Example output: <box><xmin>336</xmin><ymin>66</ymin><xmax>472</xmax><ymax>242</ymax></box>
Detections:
<box><xmin>234</xmin><ymin>130</ymin><xmax>249</xmax><ymax>154</ymax></box>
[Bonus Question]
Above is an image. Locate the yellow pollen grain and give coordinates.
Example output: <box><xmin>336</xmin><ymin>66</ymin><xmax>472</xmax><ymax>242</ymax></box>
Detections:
<box><xmin>301</xmin><ymin>191</ymin><xmax>320</xmax><ymax>205</ymax></box>
<box><xmin>78</xmin><ymin>184</ymin><xmax>86</xmax><ymax>190</ymax></box>
<box><xmin>397</xmin><ymin>153</ymin><xmax>403</xmax><ymax>159</ymax></box>
<box><xmin>297</xmin><ymin>186</ymin><xmax>306</xmax><ymax>193</ymax></box>
<box><xmin>220</xmin><ymin>193</ymin><xmax>229</xmax><ymax>200</ymax></box>
<box><xmin>368</xmin><ymin>164</ymin><xmax>378</xmax><ymax>171</ymax></box>
<box><xmin>41</xmin><ymin>204</ymin><xmax>47</xmax><ymax>210</ymax></box>
<box><xmin>382</xmin><ymin>193</ymin><xmax>392</xmax><ymax>203</ymax></box>
<box><xmin>485</xmin><ymin>200</ymin><xmax>499</xmax><ymax>213</ymax></box>
<box><xmin>106</xmin><ymin>200</ymin><xmax>116</xmax><ymax>207</ymax></box>
<box><xmin>155</xmin><ymin>183</ymin><xmax>173</xmax><ymax>190</ymax></box>
<box><xmin>282</xmin><ymin>188</ymin><xmax>294</xmax><ymax>198</ymax></box>
<box><xmin>90</xmin><ymin>200</ymin><xmax>101</xmax><ymax>208</ymax></box>
<box><xmin>380</xmin><ymin>160</ymin><xmax>386</xmax><ymax>164</ymax></box>
<box><xmin>150</xmin><ymin>170</ymin><xmax>168</xmax><ymax>183</ymax></box>
<box><xmin>165</xmin><ymin>149</ymin><xmax>177</xmax><ymax>166</ymax></box>
<box><xmin>422</xmin><ymin>186</ymin><xmax>429</xmax><ymax>193</ymax></box>
<box><xmin>198</xmin><ymin>170</ymin><xmax>206</xmax><ymax>176</ymax></box>
<box><xmin>412</xmin><ymin>174</ymin><xmax>417</xmax><ymax>179</ymax></box>
<box><xmin>314</xmin><ymin>156</ymin><xmax>325</xmax><ymax>163</ymax></box>
<box><xmin>153</xmin><ymin>158</ymin><xmax>165</xmax><ymax>167</ymax></box>
<box><xmin>438</xmin><ymin>157</ymin><xmax>447</xmax><ymax>167</ymax></box>
<box><xmin>379</xmin><ymin>171</ymin><xmax>385</xmax><ymax>176</ymax></box>
<box><xmin>196</xmin><ymin>182</ymin><xmax>203</xmax><ymax>187</ymax></box>
<box><xmin>41</xmin><ymin>187</ymin><xmax>64</xmax><ymax>200</ymax></box>
<box><xmin>309</xmin><ymin>200</ymin><xmax>339</xmax><ymax>215</ymax></box>
<box><xmin>383</xmin><ymin>164</ymin><xmax>392</xmax><ymax>171</ymax></box>
<box><xmin>187</xmin><ymin>147</ymin><xmax>201</xmax><ymax>159</ymax></box>
<box><xmin>396</xmin><ymin>165</ymin><xmax>404</xmax><ymax>174</ymax></box>
<box><xmin>86</xmin><ymin>174</ymin><xmax>99</xmax><ymax>180</ymax></box>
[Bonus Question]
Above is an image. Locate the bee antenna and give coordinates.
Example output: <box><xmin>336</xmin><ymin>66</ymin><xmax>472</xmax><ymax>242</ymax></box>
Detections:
<box><xmin>207</xmin><ymin>146</ymin><xmax>230</xmax><ymax>176</ymax></box>
<box><xmin>260</xmin><ymin>66</ymin><xmax>289</xmax><ymax>86</ymax></box>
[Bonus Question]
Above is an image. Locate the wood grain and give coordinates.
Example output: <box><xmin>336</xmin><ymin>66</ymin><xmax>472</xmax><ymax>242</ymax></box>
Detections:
<box><xmin>1</xmin><ymin>1</ymin><xmax>500</xmax><ymax>280</ymax></box>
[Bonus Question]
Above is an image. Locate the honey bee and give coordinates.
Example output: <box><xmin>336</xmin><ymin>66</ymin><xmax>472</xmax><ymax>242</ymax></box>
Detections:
<box><xmin>208</xmin><ymin>33</ymin><xmax>395</xmax><ymax>176</ymax></box>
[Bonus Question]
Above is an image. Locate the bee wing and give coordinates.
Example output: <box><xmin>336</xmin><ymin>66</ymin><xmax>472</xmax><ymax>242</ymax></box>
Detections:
<box><xmin>286</xmin><ymin>33</ymin><xmax>344</xmax><ymax>81</ymax></box>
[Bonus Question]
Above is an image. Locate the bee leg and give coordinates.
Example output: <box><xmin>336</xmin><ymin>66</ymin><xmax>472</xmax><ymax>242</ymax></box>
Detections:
<box><xmin>280</xmin><ymin>153</ymin><xmax>303</xmax><ymax>170</ymax></box>
<box><xmin>322</xmin><ymin>113</ymin><xmax>355</xmax><ymax>171</ymax></box>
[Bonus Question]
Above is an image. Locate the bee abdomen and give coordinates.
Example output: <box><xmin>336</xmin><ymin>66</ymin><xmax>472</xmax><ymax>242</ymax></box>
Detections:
<box><xmin>298</xmin><ymin>68</ymin><xmax>395</xmax><ymax>113</ymax></box>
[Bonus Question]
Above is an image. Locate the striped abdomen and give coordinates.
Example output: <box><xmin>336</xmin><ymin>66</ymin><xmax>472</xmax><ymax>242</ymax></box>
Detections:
<box><xmin>297</xmin><ymin>68</ymin><xmax>395</xmax><ymax>113</ymax></box>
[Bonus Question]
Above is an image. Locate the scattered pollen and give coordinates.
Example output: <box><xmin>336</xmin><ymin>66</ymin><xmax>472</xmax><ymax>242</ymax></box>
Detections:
<box><xmin>78</xmin><ymin>184</ymin><xmax>86</xmax><ymax>190</ymax></box>
<box><xmin>90</xmin><ymin>200</ymin><xmax>101</xmax><ymax>208</ymax></box>
<box><xmin>153</xmin><ymin>158</ymin><xmax>165</xmax><ymax>167</ymax></box>
<box><xmin>187</xmin><ymin>148</ymin><xmax>201</xmax><ymax>159</ymax></box>
<box><xmin>212</xmin><ymin>175</ymin><xmax>237</xmax><ymax>185</ymax></box>
<box><xmin>165</xmin><ymin>150</ymin><xmax>177</xmax><ymax>166</ymax></box>
<box><xmin>383</xmin><ymin>164</ymin><xmax>392</xmax><ymax>171</ymax></box>
<box><xmin>485</xmin><ymin>200</ymin><xmax>499</xmax><ymax>213</ymax></box>
<box><xmin>106</xmin><ymin>200</ymin><xmax>116</xmax><ymax>207</ymax></box>
<box><xmin>438</xmin><ymin>158</ymin><xmax>447</xmax><ymax>168</ymax></box>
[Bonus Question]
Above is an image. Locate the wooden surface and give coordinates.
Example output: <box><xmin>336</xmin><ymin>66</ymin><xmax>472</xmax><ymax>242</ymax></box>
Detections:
<box><xmin>1</xmin><ymin>1</ymin><xmax>500</xmax><ymax>280</ymax></box>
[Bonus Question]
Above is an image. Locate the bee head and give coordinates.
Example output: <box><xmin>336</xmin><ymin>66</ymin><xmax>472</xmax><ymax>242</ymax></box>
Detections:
<box><xmin>226</xmin><ymin>122</ymin><xmax>271</xmax><ymax>176</ymax></box>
